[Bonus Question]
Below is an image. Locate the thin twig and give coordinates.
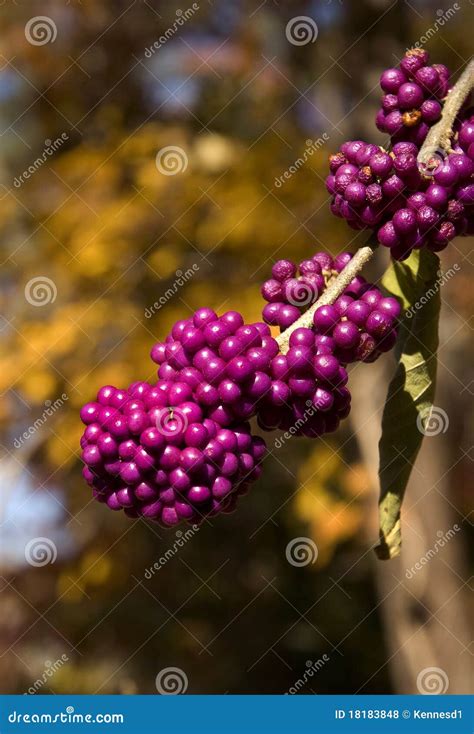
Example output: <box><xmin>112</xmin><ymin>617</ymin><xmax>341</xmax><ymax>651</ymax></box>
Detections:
<box><xmin>417</xmin><ymin>58</ymin><xmax>474</xmax><ymax>169</ymax></box>
<box><xmin>276</xmin><ymin>241</ymin><xmax>377</xmax><ymax>353</ymax></box>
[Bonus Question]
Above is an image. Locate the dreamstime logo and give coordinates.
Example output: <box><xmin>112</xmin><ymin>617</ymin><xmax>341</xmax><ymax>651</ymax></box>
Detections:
<box><xmin>274</xmin><ymin>399</ymin><xmax>324</xmax><ymax>449</ymax></box>
<box><xmin>155</xmin><ymin>667</ymin><xmax>188</xmax><ymax>694</ymax></box>
<box><xmin>24</xmin><ymin>277</ymin><xmax>57</xmax><ymax>307</ymax></box>
<box><xmin>13</xmin><ymin>133</ymin><xmax>69</xmax><ymax>188</ymax></box>
<box><xmin>144</xmin><ymin>526</ymin><xmax>199</xmax><ymax>579</ymax></box>
<box><xmin>13</xmin><ymin>394</ymin><xmax>69</xmax><ymax>449</ymax></box>
<box><xmin>405</xmin><ymin>525</ymin><xmax>460</xmax><ymax>579</ymax></box>
<box><xmin>25</xmin><ymin>16</ymin><xmax>57</xmax><ymax>45</ymax></box>
<box><xmin>25</xmin><ymin>654</ymin><xmax>69</xmax><ymax>695</ymax></box>
<box><xmin>286</xmin><ymin>537</ymin><xmax>318</xmax><ymax>567</ymax></box>
<box><xmin>405</xmin><ymin>263</ymin><xmax>460</xmax><ymax>319</ymax></box>
<box><xmin>416</xmin><ymin>666</ymin><xmax>449</xmax><ymax>694</ymax></box>
<box><xmin>155</xmin><ymin>407</ymin><xmax>188</xmax><ymax>437</ymax></box>
<box><xmin>411</xmin><ymin>3</ymin><xmax>460</xmax><ymax>50</ymax></box>
<box><xmin>25</xmin><ymin>537</ymin><xmax>57</xmax><ymax>567</ymax></box>
<box><xmin>274</xmin><ymin>134</ymin><xmax>329</xmax><ymax>187</ymax></box>
<box><xmin>287</xmin><ymin>655</ymin><xmax>330</xmax><ymax>694</ymax></box>
<box><xmin>285</xmin><ymin>16</ymin><xmax>318</xmax><ymax>46</ymax></box>
<box><xmin>416</xmin><ymin>406</ymin><xmax>449</xmax><ymax>436</ymax></box>
<box><xmin>156</xmin><ymin>146</ymin><xmax>188</xmax><ymax>175</ymax></box>
<box><xmin>286</xmin><ymin>280</ymin><xmax>319</xmax><ymax>308</ymax></box>
<box><xmin>144</xmin><ymin>264</ymin><xmax>200</xmax><ymax>318</ymax></box>
<box><xmin>144</xmin><ymin>4</ymin><xmax>200</xmax><ymax>57</ymax></box>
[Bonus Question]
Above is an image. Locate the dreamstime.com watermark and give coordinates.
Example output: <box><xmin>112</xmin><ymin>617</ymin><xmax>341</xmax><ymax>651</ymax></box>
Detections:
<box><xmin>24</xmin><ymin>655</ymin><xmax>69</xmax><ymax>695</ymax></box>
<box><xmin>274</xmin><ymin>399</ymin><xmax>323</xmax><ymax>448</ymax></box>
<box><xmin>144</xmin><ymin>265</ymin><xmax>199</xmax><ymax>317</ymax></box>
<box><xmin>13</xmin><ymin>134</ymin><xmax>69</xmax><ymax>188</ymax></box>
<box><xmin>286</xmin><ymin>655</ymin><xmax>330</xmax><ymax>694</ymax></box>
<box><xmin>13</xmin><ymin>394</ymin><xmax>68</xmax><ymax>448</ymax></box>
<box><xmin>410</xmin><ymin>4</ymin><xmax>460</xmax><ymax>50</ymax></box>
<box><xmin>405</xmin><ymin>525</ymin><xmax>461</xmax><ymax>579</ymax></box>
<box><xmin>8</xmin><ymin>707</ymin><xmax>124</xmax><ymax>725</ymax></box>
<box><xmin>144</xmin><ymin>5</ymin><xmax>200</xmax><ymax>58</ymax></box>
<box><xmin>405</xmin><ymin>263</ymin><xmax>460</xmax><ymax>319</ymax></box>
<box><xmin>144</xmin><ymin>526</ymin><xmax>199</xmax><ymax>579</ymax></box>
<box><xmin>274</xmin><ymin>134</ymin><xmax>329</xmax><ymax>188</ymax></box>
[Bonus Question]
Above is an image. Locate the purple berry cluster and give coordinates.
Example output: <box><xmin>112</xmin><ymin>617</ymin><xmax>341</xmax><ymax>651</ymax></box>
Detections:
<box><xmin>256</xmin><ymin>257</ymin><xmax>400</xmax><ymax>434</ymax></box>
<box><xmin>261</xmin><ymin>251</ymin><xmax>352</xmax><ymax>331</ymax></box>
<box><xmin>261</xmin><ymin>252</ymin><xmax>400</xmax><ymax>347</ymax></box>
<box><xmin>256</xmin><ymin>327</ymin><xmax>351</xmax><ymax>437</ymax></box>
<box><xmin>80</xmin><ymin>381</ymin><xmax>265</xmax><ymax>527</ymax></box>
<box><xmin>326</xmin><ymin>49</ymin><xmax>474</xmax><ymax>258</ymax></box>
<box><xmin>452</xmin><ymin>113</ymin><xmax>474</xmax><ymax>231</ymax></box>
<box><xmin>327</xmin><ymin>135</ymin><xmax>473</xmax><ymax>258</ymax></box>
<box><xmin>252</xmin><ymin>251</ymin><xmax>400</xmax><ymax>434</ymax></box>
<box><xmin>80</xmin><ymin>250</ymin><xmax>402</xmax><ymax>523</ymax></box>
<box><xmin>327</xmin><ymin>140</ymin><xmax>422</xmax><ymax>238</ymax></box>
<box><xmin>376</xmin><ymin>49</ymin><xmax>449</xmax><ymax>145</ymax></box>
<box><xmin>149</xmin><ymin>296</ymin><xmax>378</xmax><ymax>440</ymax></box>
<box><xmin>79</xmin><ymin>51</ymin><xmax>472</xmax><ymax>532</ymax></box>
<box><xmin>378</xmin><ymin>147</ymin><xmax>473</xmax><ymax>256</ymax></box>
<box><xmin>312</xmin><ymin>287</ymin><xmax>400</xmax><ymax>365</ymax></box>
<box><xmin>151</xmin><ymin>308</ymin><xmax>280</xmax><ymax>426</ymax></box>
<box><xmin>260</xmin><ymin>255</ymin><xmax>328</xmax><ymax>330</ymax></box>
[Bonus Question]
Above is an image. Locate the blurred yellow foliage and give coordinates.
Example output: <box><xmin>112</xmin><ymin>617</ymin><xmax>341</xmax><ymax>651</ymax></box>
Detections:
<box><xmin>294</xmin><ymin>446</ymin><xmax>371</xmax><ymax>565</ymax></box>
<box><xmin>57</xmin><ymin>552</ymin><xmax>112</xmax><ymax>603</ymax></box>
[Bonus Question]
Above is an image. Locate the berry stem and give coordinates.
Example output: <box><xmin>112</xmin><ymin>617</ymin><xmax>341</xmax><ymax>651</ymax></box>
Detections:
<box><xmin>276</xmin><ymin>237</ymin><xmax>378</xmax><ymax>353</ymax></box>
<box><xmin>417</xmin><ymin>57</ymin><xmax>474</xmax><ymax>169</ymax></box>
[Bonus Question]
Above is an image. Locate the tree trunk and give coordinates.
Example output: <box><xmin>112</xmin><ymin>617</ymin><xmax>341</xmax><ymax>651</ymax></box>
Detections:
<box><xmin>350</xmin><ymin>359</ymin><xmax>471</xmax><ymax>694</ymax></box>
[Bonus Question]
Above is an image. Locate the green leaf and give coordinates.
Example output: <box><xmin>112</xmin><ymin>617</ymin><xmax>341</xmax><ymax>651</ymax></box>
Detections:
<box><xmin>375</xmin><ymin>249</ymin><xmax>441</xmax><ymax>560</ymax></box>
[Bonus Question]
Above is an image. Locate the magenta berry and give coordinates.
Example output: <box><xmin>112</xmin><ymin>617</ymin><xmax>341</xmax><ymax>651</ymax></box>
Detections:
<box><xmin>327</xmin><ymin>97</ymin><xmax>473</xmax><ymax>257</ymax></box>
<box><xmin>80</xmin><ymin>379</ymin><xmax>266</xmax><ymax>527</ymax></box>
<box><xmin>375</xmin><ymin>50</ymin><xmax>451</xmax><ymax>145</ymax></box>
<box><xmin>380</xmin><ymin>68</ymin><xmax>406</xmax><ymax>94</ymax></box>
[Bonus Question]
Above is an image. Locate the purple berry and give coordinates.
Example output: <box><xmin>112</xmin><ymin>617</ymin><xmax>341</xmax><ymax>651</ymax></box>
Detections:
<box><xmin>345</xmin><ymin>181</ymin><xmax>366</xmax><ymax>207</ymax></box>
<box><xmin>272</xmin><ymin>260</ymin><xmax>297</xmax><ymax>281</ymax></box>
<box><xmin>393</xmin><ymin>208</ymin><xmax>417</xmax><ymax>235</ymax></box>
<box><xmin>333</xmin><ymin>321</ymin><xmax>360</xmax><ymax>350</ymax></box>
<box><xmin>313</xmin><ymin>354</ymin><xmax>340</xmax><ymax>383</ymax></box>
<box><xmin>420</xmin><ymin>99</ymin><xmax>441</xmax><ymax>123</ymax></box>
<box><xmin>397</xmin><ymin>82</ymin><xmax>424</xmax><ymax>110</ymax></box>
<box><xmin>378</xmin><ymin>221</ymin><xmax>400</xmax><ymax>248</ymax></box>
<box><xmin>380</xmin><ymin>68</ymin><xmax>406</xmax><ymax>94</ymax></box>
<box><xmin>313</xmin><ymin>305</ymin><xmax>339</xmax><ymax>332</ymax></box>
<box><xmin>384</xmin><ymin>111</ymin><xmax>404</xmax><ymax>135</ymax></box>
<box><xmin>366</xmin><ymin>311</ymin><xmax>393</xmax><ymax>339</ymax></box>
<box><xmin>425</xmin><ymin>184</ymin><xmax>449</xmax><ymax>211</ymax></box>
<box><xmin>261</xmin><ymin>279</ymin><xmax>282</xmax><ymax>303</ymax></box>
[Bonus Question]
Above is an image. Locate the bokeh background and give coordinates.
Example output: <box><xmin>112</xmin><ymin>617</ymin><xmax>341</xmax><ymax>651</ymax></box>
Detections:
<box><xmin>0</xmin><ymin>0</ymin><xmax>472</xmax><ymax>695</ymax></box>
